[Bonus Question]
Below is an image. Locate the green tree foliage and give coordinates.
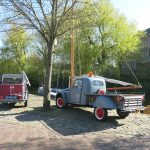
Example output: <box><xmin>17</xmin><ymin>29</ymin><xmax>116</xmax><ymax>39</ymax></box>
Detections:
<box><xmin>25</xmin><ymin>53</ymin><xmax>45</xmax><ymax>90</ymax></box>
<box><xmin>75</xmin><ymin>0</ymin><xmax>143</xmax><ymax>76</ymax></box>
<box><xmin>0</xmin><ymin>0</ymin><xmax>79</xmax><ymax>109</ymax></box>
<box><xmin>49</xmin><ymin>0</ymin><xmax>143</xmax><ymax>80</ymax></box>
<box><xmin>0</xmin><ymin>0</ymin><xmax>144</xmax><ymax>104</ymax></box>
<box><xmin>0</xmin><ymin>55</ymin><xmax>18</xmax><ymax>74</ymax></box>
<box><xmin>0</xmin><ymin>25</ymin><xmax>31</xmax><ymax>73</ymax></box>
<box><xmin>0</xmin><ymin>25</ymin><xmax>31</xmax><ymax>72</ymax></box>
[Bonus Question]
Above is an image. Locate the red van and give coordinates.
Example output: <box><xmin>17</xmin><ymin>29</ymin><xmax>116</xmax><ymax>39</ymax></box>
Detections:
<box><xmin>0</xmin><ymin>72</ymin><xmax>30</xmax><ymax>107</ymax></box>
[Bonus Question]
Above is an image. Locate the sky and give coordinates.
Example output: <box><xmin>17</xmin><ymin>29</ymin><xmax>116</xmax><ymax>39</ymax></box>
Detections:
<box><xmin>0</xmin><ymin>0</ymin><xmax>150</xmax><ymax>47</ymax></box>
<box><xmin>111</xmin><ymin>0</ymin><xmax>150</xmax><ymax>30</ymax></box>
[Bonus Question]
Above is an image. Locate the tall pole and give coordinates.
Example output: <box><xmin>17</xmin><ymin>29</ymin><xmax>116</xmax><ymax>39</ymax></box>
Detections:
<box><xmin>70</xmin><ymin>0</ymin><xmax>75</xmax><ymax>87</ymax></box>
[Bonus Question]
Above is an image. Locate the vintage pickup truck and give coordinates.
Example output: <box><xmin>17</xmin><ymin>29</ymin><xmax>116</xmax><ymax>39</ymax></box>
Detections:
<box><xmin>55</xmin><ymin>73</ymin><xmax>144</xmax><ymax>121</ymax></box>
<box><xmin>0</xmin><ymin>72</ymin><xmax>30</xmax><ymax>107</ymax></box>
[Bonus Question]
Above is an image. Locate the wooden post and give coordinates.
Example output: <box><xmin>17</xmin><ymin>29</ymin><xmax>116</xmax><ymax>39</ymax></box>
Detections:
<box><xmin>70</xmin><ymin>0</ymin><xmax>75</xmax><ymax>87</ymax></box>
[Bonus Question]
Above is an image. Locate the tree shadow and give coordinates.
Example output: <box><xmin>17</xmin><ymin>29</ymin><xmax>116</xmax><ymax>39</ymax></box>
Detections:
<box><xmin>14</xmin><ymin>106</ymin><xmax>124</xmax><ymax>136</ymax></box>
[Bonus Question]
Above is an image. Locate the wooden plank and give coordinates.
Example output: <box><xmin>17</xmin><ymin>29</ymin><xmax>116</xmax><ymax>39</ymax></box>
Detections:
<box><xmin>107</xmin><ymin>85</ymin><xmax>142</xmax><ymax>91</ymax></box>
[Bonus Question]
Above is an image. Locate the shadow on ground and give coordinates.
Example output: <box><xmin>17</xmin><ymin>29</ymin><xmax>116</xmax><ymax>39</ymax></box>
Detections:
<box><xmin>0</xmin><ymin>104</ymin><xmax>12</xmax><ymax>111</ymax></box>
<box><xmin>0</xmin><ymin>98</ymin><xmax>124</xmax><ymax>136</ymax></box>
<box><xmin>0</xmin><ymin>104</ymin><xmax>25</xmax><ymax>111</ymax></box>
<box><xmin>12</xmin><ymin>105</ymin><xmax>124</xmax><ymax>136</ymax></box>
<box><xmin>0</xmin><ymin>103</ymin><xmax>26</xmax><ymax>111</ymax></box>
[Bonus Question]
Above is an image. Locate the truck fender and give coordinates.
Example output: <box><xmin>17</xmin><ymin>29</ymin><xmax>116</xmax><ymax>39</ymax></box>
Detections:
<box><xmin>56</xmin><ymin>92</ymin><xmax>67</xmax><ymax>104</ymax></box>
<box><xmin>93</xmin><ymin>95</ymin><xmax>117</xmax><ymax>109</ymax></box>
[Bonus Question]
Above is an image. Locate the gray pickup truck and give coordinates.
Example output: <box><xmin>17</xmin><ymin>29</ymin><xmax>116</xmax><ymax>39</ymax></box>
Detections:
<box><xmin>56</xmin><ymin>74</ymin><xmax>144</xmax><ymax>121</ymax></box>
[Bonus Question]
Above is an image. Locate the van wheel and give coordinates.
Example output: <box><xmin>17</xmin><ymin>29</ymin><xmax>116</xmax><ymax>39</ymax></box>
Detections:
<box><xmin>24</xmin><ymin>100</ymin><xmax>28</xmax><ymax>107</ymax></box>
<box><xmin>116</xmin><ymin>109</ymin><xmax>129</xmax><ymax>119</ymax></box>
<box><xmin>56</xmin><ymin>97</ymin><xmax>65</xmax><ymax>108</ymax></box>
<box><xmin>9</xmin><ymin>103</ymin><xmax>16</xmax><ymax>107</ymax></box>
<box><xmin>94</xmin><ymin>107</ymin><xmax>108</xmax><ymax>121</ymax></box>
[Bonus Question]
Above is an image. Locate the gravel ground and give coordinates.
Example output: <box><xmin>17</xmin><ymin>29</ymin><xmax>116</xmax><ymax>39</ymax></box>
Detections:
<box><xmin>0</xmin><ymin>94</ymin><xmax>150</xmax><ymax>150</ymax></box>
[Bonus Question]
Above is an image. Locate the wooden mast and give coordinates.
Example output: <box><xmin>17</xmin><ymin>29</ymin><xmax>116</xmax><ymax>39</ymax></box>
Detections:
<box><xmin>70</xmin><ymin>0</ymin><xmax>75</xmax><ymax>87</ymax></box>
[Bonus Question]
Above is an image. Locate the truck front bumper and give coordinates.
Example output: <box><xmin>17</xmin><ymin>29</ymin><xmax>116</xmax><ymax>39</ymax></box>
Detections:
<box><xmin>121</xmin><ymin>106</ymin><xmax>145</xmax><ymax>112</ymax></box>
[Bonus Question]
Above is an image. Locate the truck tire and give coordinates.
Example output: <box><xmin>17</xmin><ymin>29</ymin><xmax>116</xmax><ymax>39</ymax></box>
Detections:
<box><xmin>56</xmin><ymin>97</ymin><xmax>65</xmax><ymax>108</ymax></box>
<box><xmin>140</xmin><ymin>110</ymin><xmax>144</xmax><ymax>113</ymax></box>
<box><xmin>116</xmin><ymin>109</ymin><xmax>129</xmax><ymax>119</ymax></box>
<box><xmin>24</xmin><ymin>100</ymin><xmax>28</xmax><ymax>107</ymax></box>
<box><xmin>94</xmin><ymin>107</ymin><xmax>108</xmax><ymax>121</ymax></box>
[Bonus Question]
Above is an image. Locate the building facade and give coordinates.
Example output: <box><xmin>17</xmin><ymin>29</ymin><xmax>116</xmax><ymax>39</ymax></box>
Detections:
<box><xmin>121</xmin><ymin>28</ymin><xmax>150</xmax><ymax>80</ymax></box>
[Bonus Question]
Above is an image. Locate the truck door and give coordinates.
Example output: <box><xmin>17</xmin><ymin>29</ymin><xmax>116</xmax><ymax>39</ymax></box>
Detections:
<box><xmin>69</xmin><ymin>79</ymin><xmax>83</xmax><ymax>104</ymax></box>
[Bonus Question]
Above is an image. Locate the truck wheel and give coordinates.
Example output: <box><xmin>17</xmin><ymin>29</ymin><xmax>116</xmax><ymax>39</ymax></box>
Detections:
<box><xmin>116</xmin><ymin>109</ymin><xmax>129</xmax><ymax>119</ymax></box>
<box><xmin>94</xmin><ymin>107</ymin><xmax>108</xmax><ymax>121</ymax></box>
<box><xmin>24</xmin><ymin>100</ymin><xmax>28</xmax><ymax>107</ymax></box>
<box><xmin>140</xmin><ymin>110</ymin><xmax>144</xmax><ymax>113</ymax></box>
<box><xmin>56</xmin><ymin>97</ymin><xmax>65</xmax><ymax>108</ymax></box>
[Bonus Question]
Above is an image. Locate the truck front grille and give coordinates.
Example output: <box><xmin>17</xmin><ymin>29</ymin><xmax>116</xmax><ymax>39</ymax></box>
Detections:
<box><xmin>122</xmin><ymin>98</ymin><xmax>144</xmax><ymax>111</ymax></box>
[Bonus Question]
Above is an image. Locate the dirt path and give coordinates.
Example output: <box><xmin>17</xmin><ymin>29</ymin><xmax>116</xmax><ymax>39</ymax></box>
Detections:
<box><xmin>0</xmin><ymin>94</ymin><xmax>150</xmax><ymax>150</ymax></box>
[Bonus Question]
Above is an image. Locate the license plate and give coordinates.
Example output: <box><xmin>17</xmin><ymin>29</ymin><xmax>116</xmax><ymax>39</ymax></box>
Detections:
<box><xmin>5</xmin><ymin>96</ymin><xmax>17</xmax><ymax>99</ymax></box>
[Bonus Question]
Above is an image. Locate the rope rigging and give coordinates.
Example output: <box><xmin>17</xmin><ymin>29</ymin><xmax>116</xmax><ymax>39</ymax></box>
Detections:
<box><xmin>124</xmin><ymin>60</ymin><xmax>141</xmax><ymax>86</ymax></box>
<box><xmin>118</xmin><ymin>51</ymin><xmax>142</xmax><ymax>87</ymax></box>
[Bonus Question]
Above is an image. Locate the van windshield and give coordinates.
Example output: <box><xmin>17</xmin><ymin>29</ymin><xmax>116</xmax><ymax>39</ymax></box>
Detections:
<box><xmin>2</xmin><ymin>78</ymin><xmax>22</xmax><ymax>84</ymax></box>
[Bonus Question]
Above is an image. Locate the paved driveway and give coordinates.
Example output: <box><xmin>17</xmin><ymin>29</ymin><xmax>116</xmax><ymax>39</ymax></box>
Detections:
<box><xmin>0</xmin><ymin>94</ymin><xmax>150</xmax><ymax>150</ymax></box>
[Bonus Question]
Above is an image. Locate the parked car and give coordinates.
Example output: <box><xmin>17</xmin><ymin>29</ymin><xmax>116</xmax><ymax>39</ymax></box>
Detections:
<box><xmin>37</xmin><ymin>86</ymin><xmax>62</xmax><ymax>99</ymax></box>
<box><xmin>0</xmin><ymin>72</ymin><xmax>30</xmax><ymax>107</ymax></box>
<box><xmin>37</xmin><ymin>86</ymin><xmax>44</xmax><ymax>96</ymax></box>
<box><xmin>50</xmin><ymin>88</ymin><xmax>62</xmax><ymax>99</ymax></box>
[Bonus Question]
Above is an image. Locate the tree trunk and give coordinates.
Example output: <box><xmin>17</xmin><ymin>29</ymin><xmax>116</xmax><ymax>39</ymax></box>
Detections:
<box><xmin>43</xmin><ymin>41</ymin><xmax>54</xmax><ymax>110</ymax></box>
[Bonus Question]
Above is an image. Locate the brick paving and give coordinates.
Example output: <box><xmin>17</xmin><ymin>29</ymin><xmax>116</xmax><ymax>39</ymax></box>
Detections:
<box><xmin>0</xmin><ymin>94</ymin><xmax>150</xmax><ymax>150</ymax></box>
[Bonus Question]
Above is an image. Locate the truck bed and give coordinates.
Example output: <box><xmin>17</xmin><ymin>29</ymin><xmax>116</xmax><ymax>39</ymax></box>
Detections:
<box><xmin>86</xmin><ymin>93</ymin><xmax>144</xmax><ymax>111</ymax></box>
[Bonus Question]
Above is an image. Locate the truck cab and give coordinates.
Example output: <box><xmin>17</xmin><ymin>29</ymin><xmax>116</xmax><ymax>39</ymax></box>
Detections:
<box><xmin>56</xmin><ymin>74</ymin><xmax>144</xmax><ymax>121</ymax></box>
<box><xmin>68</xmin><ymin>76</ymin><xmax>106</xmax><ymax>105</ymax></box>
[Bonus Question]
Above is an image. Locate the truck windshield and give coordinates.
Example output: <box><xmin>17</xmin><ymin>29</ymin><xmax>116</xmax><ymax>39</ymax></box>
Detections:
<box><xmin>2</xmin><ymin>78</ymin><xmax>22</xmax><ymax>84</ymax></box>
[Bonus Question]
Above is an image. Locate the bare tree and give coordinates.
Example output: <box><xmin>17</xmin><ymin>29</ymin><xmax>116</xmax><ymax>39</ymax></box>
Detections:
<box><xmin>0</xmin><ymin>0</ymin><xmax>78</xmax><ymax>109</ymax></box>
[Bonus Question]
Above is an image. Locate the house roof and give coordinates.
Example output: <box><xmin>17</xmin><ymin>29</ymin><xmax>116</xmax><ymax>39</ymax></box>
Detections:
<box><xmin>145</xmin><ymin>28</ymin><xmax>150</xmax><ymax>34</ymax></box>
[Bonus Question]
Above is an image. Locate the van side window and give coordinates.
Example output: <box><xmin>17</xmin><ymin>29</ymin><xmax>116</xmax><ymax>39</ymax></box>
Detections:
<box><xmin>93</xmin><ymin>80</ymin><xmax>104</xmax><ymax>86</ymax></box>
<box><xmin>74</xmin><ymin>80</ymin><xmax>83</xmax><ymax>88</ymax></box>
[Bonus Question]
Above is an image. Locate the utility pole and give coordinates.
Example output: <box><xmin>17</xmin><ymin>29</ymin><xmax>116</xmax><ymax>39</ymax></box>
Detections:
<box><xmin>70</xmin><ymin>0</ymin><xmax>75</xmax><ymax>87</ymax></box>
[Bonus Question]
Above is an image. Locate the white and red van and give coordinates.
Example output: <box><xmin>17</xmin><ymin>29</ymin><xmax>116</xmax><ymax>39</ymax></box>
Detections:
<box><xmin>0</xmin><ymin>72</ymin><xmax>30</xmax><ymax>107</ymax></box>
